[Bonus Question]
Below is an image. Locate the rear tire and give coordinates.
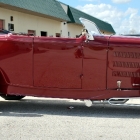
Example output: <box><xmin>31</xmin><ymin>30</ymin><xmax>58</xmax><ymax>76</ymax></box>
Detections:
<box><xmin>1</xmin><ymin>94</ymin><xmax>25</xmax><ymax>100</ymax></box>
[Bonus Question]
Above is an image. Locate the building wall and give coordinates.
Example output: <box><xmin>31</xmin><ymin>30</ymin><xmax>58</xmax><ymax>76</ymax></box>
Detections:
<box><xmin>0</xmin><ymin>7</ymin><xmax>84</xmax><ymax>37</ymax></box>
<box><xmin>61</xmin><ymin>21</ymin><xmax>68</xmax><ymax>37</ymax></box>
<box><xmin>0</xmin><ymin>7</ymin><xmax>62</xmax><ymax>36</ymax></box>
<box><xmin>67</xmin><ymin>24</ymin><xmax>83</xmax><ymax>38</ymax></box>
<box><xmin>0</xmin><ymin>7</ymin><xmax>112</xmax><ymax>37</ymax></box>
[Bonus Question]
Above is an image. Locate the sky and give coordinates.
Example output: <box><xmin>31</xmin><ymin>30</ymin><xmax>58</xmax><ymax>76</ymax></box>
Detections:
<box><xmin>58</xmin><ymin>0</ymin><xmax>140</xmax><ymax>34</ymax></box>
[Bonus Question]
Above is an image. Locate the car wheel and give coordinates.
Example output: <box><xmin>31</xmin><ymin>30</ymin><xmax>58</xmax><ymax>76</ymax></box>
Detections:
<box><xmin>1</xmin><ymin>94</ymin><xmax>25</xmax><ymax>100</ymax></box>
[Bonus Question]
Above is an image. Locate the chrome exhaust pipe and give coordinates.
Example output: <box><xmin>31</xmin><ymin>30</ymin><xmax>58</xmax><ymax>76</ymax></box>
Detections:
<box><xmin>84</xmin><ymin>98</ymin><xmax>140</xmax><ymax>107</ymax></box>
<box><xmin>108</xmin><ymin>98</ymin><xmax>140</xmax><ymax>107</ymax></box>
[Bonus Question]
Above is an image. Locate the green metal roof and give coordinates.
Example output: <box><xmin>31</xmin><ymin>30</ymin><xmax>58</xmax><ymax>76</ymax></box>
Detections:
<box><xmin>0</xmin><ymin>0</ymin><xmax>115</xmax><ymax>33</ymax></box>
<box><xmin>67</xmin><ymin>6</ymin><xmax>115</xmax><ymax>34</ymax></box>
<box><xmin>0</xmin><ymin>0</ymin><xmax>70</xmax><ymax>21</ymax></box>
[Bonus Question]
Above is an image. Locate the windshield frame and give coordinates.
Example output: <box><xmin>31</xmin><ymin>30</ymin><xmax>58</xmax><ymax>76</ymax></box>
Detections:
<box><xmin>79</xmin><ymin>17</ymin><xmax>102</xmax><ymax>36</ymax></box>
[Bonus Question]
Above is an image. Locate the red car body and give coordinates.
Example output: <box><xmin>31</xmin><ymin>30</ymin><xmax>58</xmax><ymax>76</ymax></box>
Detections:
<box><xmin>0</xmin><ymin>18</ymin><xmax>140</xmax><ymax>105</ymax></box>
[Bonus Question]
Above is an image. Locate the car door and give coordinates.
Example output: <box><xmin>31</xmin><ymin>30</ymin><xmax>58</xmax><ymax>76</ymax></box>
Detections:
<box><xmin>0</xmin><ymin>35</ymin><xmax>33</xmax><ymax>86</ymax></box>
<box><xmin>107</xmin><ymin>35</ymin><xmax>140</xmax><ymax>89</ymax></box>
<box><xmin>82</xmin><ymin>35</ymin><xmax>108</xmax><ymax>90</ymax></box>
<box><xmin>33</xmin><ymin>37</ymin><xmax>83</xmax><ymax>89</ymax></box>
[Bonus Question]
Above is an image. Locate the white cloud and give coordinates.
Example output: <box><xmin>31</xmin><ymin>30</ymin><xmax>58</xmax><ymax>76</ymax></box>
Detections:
<box><xmin>112</xmin><ymin>0</ymin><xmax>131</xmax><ymax>4</ymax></box>
<box><xmin>76</xmin><ymin>4</ymin><xmax>140</xmax><ymax>34</ymax></box>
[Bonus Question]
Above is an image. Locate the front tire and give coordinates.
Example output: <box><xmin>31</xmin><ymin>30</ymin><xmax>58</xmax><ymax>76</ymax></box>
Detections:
<box><xmin>1</xmin><ymin>94</ymin><xmax>25</xmax><ymax>100</ymax></box>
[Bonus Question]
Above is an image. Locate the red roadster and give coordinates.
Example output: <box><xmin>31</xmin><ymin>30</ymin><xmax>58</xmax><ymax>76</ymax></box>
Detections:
<box><xmin>0</xmin><ymin>18</ymin><xmax>140</xmax><ymax>107</ymax></box>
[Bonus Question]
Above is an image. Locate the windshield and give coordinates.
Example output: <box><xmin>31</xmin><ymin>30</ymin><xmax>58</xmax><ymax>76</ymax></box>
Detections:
<box><xmin>79</xmin><ymin>18</ymin><xmax>101</xmax><ymax>35</ymax></box>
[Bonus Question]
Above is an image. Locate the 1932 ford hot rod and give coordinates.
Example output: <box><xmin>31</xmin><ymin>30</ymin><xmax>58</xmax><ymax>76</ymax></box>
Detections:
<box><xmin>0</xmin><ymin>18</ymin><xmax>140</xmax><ymax>107</ymax></box>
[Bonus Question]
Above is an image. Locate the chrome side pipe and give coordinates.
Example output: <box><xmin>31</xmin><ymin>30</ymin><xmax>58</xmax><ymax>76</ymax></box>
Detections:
<box><xmin>84</xmin><ymin>99</ymin><xmax>114</xmax><ymax>107</ymax></box>
<box><xmin>108</xmin><ymin>98</ymin><xmax>140</xmax><ymax>107</ymax></box>
<box><xmin>84</xmin><ymin>98</ymin><xmax>140</xmax><ymax>107</ymax></box>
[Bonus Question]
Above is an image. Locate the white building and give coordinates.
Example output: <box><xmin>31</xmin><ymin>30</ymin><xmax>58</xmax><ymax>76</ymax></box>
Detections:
<box><xmin>0</xmin><ymin>0</ymin><xmax>115</xmax><ymax>37</ymax></box>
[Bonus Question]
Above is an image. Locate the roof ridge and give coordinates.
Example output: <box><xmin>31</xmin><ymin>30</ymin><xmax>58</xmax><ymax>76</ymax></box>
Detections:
<box><xmin>0</xmin><ymin>0</ymin><xmax>70</xmax><ymax>21</ymax></box>
<box><xmin>68</xmin><ymin>5</ymin><xmax>111</xmax><ymax>26</ymax></box>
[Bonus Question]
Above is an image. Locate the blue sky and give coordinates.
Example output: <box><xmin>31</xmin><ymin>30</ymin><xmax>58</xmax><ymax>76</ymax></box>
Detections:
<box><xmin>58</xmin><ymin>0</ymin><xmax>140</xmax><ymax>34</ymax></box>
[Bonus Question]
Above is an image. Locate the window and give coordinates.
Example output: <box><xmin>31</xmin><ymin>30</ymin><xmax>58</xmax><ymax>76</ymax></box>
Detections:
<box><xmin>10</xmin><ymin>16</ymin><xmax>13</xmax><ymax>21</ymax></box>
<box><xmin>68</xmin><ymin>32</ymin><xmax>70</xmax><ymax>37</ymax></box>
<box><xmin>56</xmin><ymin>33</ymin><xmax>60</xmax><ymax>37</ymax></box>
<box><xmin>41</xmin><ymin>31</ymin><xmax>47</xmax><ymax>36</ymax></box>
<box><xmin>0</xmin><ymin>20</ymin><xmax>4</xmax><ymax>29</ymax></box>
<box><xmin>8</xmin><ymin>23</ymin><xmax>14</xmax><ymax>31</ymax></box>
<box><xmin>28</xmin><ymin>30</ymin><xmax>36</xmax><ymax>36</ymax></box>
